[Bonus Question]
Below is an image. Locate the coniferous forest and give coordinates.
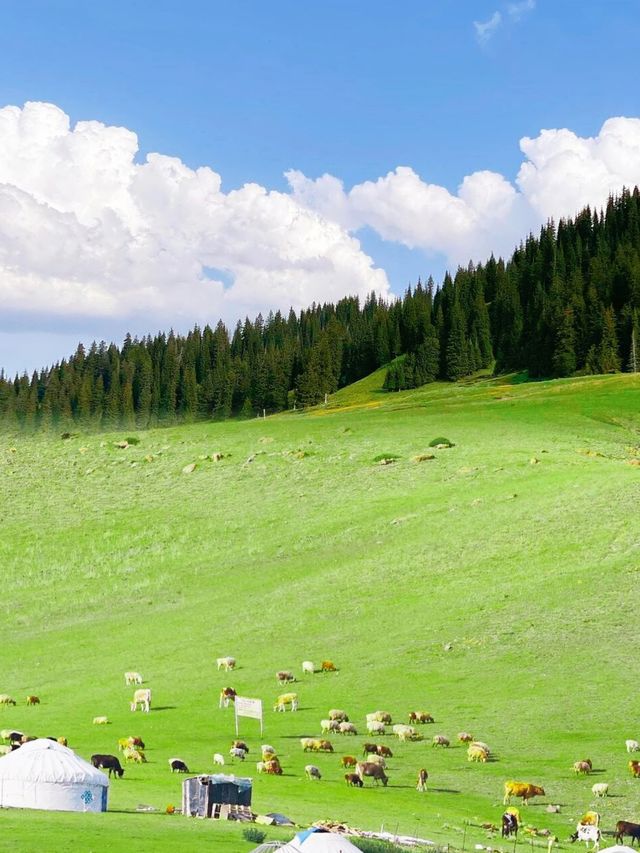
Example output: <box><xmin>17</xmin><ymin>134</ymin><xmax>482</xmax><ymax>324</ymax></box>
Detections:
<box><xmin>2</xmin><ymin>189</ymin><xmax>640</xmax><ymax>431</ymax></box>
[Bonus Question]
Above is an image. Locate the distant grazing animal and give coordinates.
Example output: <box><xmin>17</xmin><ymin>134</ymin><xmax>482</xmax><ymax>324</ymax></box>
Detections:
<box><xmin>91</xmin><ymin>754</ymin><xmax>124</xmax><ymax>778</ymax></box>
<box><xmin>219</xmin><ymin>687</ymin><xmax>237</xmax><ymax>708</ymax></box>
<box><xmin>21</xmin><ymin>736</ymin><xmax>36</xmax><ymax>743</ymax></box>
<box><xmin>169</xmin><ymin>758</ymin><xmax>189</xmax><ymax>773</ymax></box>
<box><xmin>573</xmin><ymin>760</ymin><xmax>592</xmax><ymax>775</ymax></box>
<box><xmin>25</xmin><ymin>696</ymin><xmax>40</xmax><ymax>706</ymax></box>
<box><xmin>366</xmin><ymin>711</ymin><xmax>392</xmax><ymax>725</ymax></box>
<box><xmin>229</xmin><ymin>747</ymin><xmax>247</xmax><ymax>761</ymax></box>
<box><xmin>261</xmin><ymin>745</ymin><xmax>277</xmax><ymax>761</ymax></box>
<box><xmin>124</xmin><ymin>672</ymin><xmax>142</xmax><ymax>685</ymax></box>
<box><xmin>130</xmin><ymin>688</ymin><xmax>151</xmax><ymax>713</ymax></box>
<box><xmin>471</xmin><ymin>741</ymin><xmax>491</xmax><ymax>755</ymax></box>
<box><xmin>213</xmin><ymin>753</ymin><xmax>225</xmax><ymax>766</ymax></box>
<box><xmin>362</xmin><ymin>743</ymin><xmax>378</xmax><ymax>756</ymax></box>
<box><xmin>123</xmin><ymin>747</ymin><xmax>146</xmax><ymax>763</ymax></box>
<box><xmin>262</xmin><ymin>758</ymin><xmax>282</xmax><ymax>775</ymax></box>
<box><xmin>300</xmin><ymin>738</ymin><xmax>333</xmax><ymax>753</ymax></box>
<box><xmin>93</xmin><ymin>716</ymin><xmax>109</xmax><ymax>725</ymax></box>
<box><xmin>0</xmin><ymin>745</ymin><xmax>11</xmax><ymax>755</ymax></box>
<box><xmin>0</xmin><ymin>696</ymin><xmax>17</xmax><ymax>707</ymax></box>
<box><xmin>274</xmin><ymin>693</ymin><xmax>298</xmax><ymax>712</ymax></box>
<box><xmin>0</xmin><ymin>730</ymin><xmax>15</xmax><ymax>742</ymax></box>
<box><xmin>117</xmin><ymin>738</ymin><xmax>130</xmax><ymax>752</ymax></box>
<box><xmin>432</xmin><ymin>734</ymin><xmax>450</xmax><ymax>747</ymax></box>
<box><xmin>366</xmin><ymin>721</ymin><xmax>385</xmax><ymax>735</ymax></box>
<box><xmin>57</xmin><ymin>737</ymin><xmax>67</xmax><ymax>747</ymax></box>
<box><xmin>416</xmin><ymin>768</ymin><xmax>428</xmax><ymax>792</ymax></box>
<box><xmin>615</xmin><ymin>821</ymin><xmax>640</xmax><ymax>846</ymax></box>
<box><xmin>339</xmin><ymin>722</ymin><xmax>357</xmax><ymax>735</ymax></box>
<box><xmin>321</xmin><ymin>719</ymin><xmax>340</xmax><ymax>734</ymax></box>
<box><xmin>128</xmin><ymin>736</ymin><xmax>145</xmax><ymax>749</ymax></box>
<box><xmin>302</xmin><ymin>661</ymin><xmax>315</xmax><ymax>675</ymax></box>
<box><xmin>328</xmin><ymin>709</ymin><xmax>348</xmax><ymax>722</ymax></box>
<box><xmin>468</xmin><ymin>744</ymin><xmax>489</xmax><ymax>763</ymax></box>
<box><xmin>626</xmin><ymin>739</ymin><xmax>640</xmax><ymax>753</ymax></box>
<box><xmin>458</xmin><ymin>732</ymin><xmax>474</xmax><ymax>743</ymax></box>
<box><xmin>217</xmin><ymin>657</ymin><xmax>236</xmax><ymax>671</ymax></box>
<box><xmin>592</xmin><ymin>783</ymin><xmax>608</xmax><ymax>798</ymax></box>
<box><xmin>321</xmin><ymin>661</ymin><xmax>337</xmax><ymax>672</ymax></box>
<box><xmin>376</xmin><ymin>745</ymin><xmax>393</xmax><ymax>758</ymax></box>
<box><xmin>393</xmin><ymin>724</ymin><xmax>418</xmax><ymax>741</ymax></box>
<box><xmin>345</xmin><ymin>773</ymin><xmax>363</xmax><ymax>787</ymax></box>
<box><xmin>629</xmin><ymin>760</ymin><xmax>640</xmax><ymax>777</ymax></box>
<box><xmin>341</xmin><ymin>755</ymin><xmax>357</xmax><ymax>768</ymax></box>
<box><xmin>7</xmin><ymin>731</ymin><xmax>22</xmax><ymax>744</ymax></box>
<box><xmin>232</xmin><ymin>740</ymin><xmax>249</xmax><ymax>754</ymax></box>
<box><xmin>365</xmin><ymin>755</ymin><xmax>386</xmax><ymax>768</ymax></box>
<box><xmin>305</xmin><ymin>764</ymin><xmax>321</xmax><ymax>780</ymax></box>
<box><xmin>503</xmin><ymin>781</ymin><xmax>545</xmax><ymax>805</ymax></box>
<box><xmin>276</xmin><ymin>670</ymin><xmax>295</xmax><ymax>684</ymax></box>
<box><xmin>356</xmin><ymin>761</ymin><xmax>388</xmax><ymax>786</ymax></box>
<box><xmin>502</xmin><ymin>812</ymin><xmax>519</xmax><ymax>838</ymax></box>
<box><xmin>409</xmin><ymin>711</ymin><xmax>434</xmax><ymax>724</ymax></box>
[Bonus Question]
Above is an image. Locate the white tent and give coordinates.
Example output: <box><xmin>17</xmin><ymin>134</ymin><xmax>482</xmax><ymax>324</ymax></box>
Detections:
<box><xmin>278</xmin><ymin>828</ymin><xmax>362</xmax><ymax>852</ymax></box>
<box><xmin>599</xmin><ymin>848</ymin><xmax>636</xmax><ymax>853</ymax></box>
<box><xmin>0</xmin><ymin>738</ymin><xmax>109</xmax><ymax>812</ymax></box>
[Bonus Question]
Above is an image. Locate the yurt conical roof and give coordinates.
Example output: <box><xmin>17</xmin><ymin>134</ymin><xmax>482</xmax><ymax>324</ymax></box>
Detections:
<box><xmin>0</xmin><ymin>739</ymin><xmax>108</xmax><ymax>785</ymax></box>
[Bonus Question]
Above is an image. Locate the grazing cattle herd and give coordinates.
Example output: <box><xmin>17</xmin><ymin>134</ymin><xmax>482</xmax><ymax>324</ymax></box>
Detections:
<box><xmin>2</xmin><ymin>654</ymin><xmax>640</xmax><ymax>847</ymax></box>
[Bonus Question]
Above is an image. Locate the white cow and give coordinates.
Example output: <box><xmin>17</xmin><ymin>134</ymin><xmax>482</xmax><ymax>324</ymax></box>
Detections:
<box><xmin>130</xmin><ymin>688</ymin><xmax>151</xmax><ymax>713</ymax></box>
<box><xmin>302</xmin><ymin>661</ymin><xmax>315</xmax><ymax>675</ymax></box>
<box><xmin>626</xmin><ymin>739</ymin><xmax>640</xmax><ymax>753</ymax></box>
<box><xmin>124</xmin><ymin>671</ymin><xmax>142</xmax><ymax>685</ymax></box>
<box><xmin>217</xmin><ymin>656</ymin><xmax>236</xmax><ymax>671</ymax></box>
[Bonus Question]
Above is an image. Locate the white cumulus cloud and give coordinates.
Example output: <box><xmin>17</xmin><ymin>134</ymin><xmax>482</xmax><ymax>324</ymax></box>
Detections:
<box><xmin>288</xmin><ymin>117</ymin><xmax>640</xmax><ymax>270</ymax></box>
<box><xmin>0</xmin><ymin>101</ymin><xmax>389</xmax><ymax>334</ymax></box>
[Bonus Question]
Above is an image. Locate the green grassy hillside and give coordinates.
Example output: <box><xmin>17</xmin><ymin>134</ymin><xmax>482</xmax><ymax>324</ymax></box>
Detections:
<box><xmin>2</xmin><ymin>371</ymin><xmax>640</xmax><ymax>852</ymax></box>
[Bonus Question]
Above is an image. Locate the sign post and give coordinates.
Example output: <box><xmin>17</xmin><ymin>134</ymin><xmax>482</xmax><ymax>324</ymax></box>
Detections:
<box><xmin>234</xmin><ymin>696</ymin><xmax>263</xmax><ymax>737</ymax></box>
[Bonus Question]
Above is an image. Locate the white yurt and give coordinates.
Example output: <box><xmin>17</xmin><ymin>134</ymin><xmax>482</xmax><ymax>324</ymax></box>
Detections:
<box><xmin>277</xmin><ymin>828</ymin><xmax>362</xmax><ymax>852</ymax></box>
<box><xmin>0</xmin><ymin>738</ymin><xmax>109</xmax><ymax>812</ymax></box>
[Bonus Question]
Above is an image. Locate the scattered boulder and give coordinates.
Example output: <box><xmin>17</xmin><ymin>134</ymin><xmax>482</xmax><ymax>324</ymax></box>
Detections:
<box><xmin>530</xmin><ymin>457</ymin><xmax>539</xmax><ymax>465</ymax></box>
<box><xmin>114</xmin><ymin>441</ymin><xmax>129</xmax><ymax>449</ymax></box>
<box><xmin>428</xmin><ymin>437</ymin><xmax>454</xmax><ymax>448</ymax></box>
<box><xmin>181</xmin><ymin>463</ymin><xmax>196</xmax><ymax>474</ymax></box>
<box><xmin>413</xmin><ymin>453</ymin><xmax>435</xmax><ymax>462</ymax></box>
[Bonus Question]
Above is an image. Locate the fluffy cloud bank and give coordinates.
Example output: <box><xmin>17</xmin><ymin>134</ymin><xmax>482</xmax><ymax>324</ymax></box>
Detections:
<box><xmin>2</xmin><ymin>102</ymin><xmax>640</xmax><ymax>341</ymax></box>
<box><xmin>0</xmin><ymin>102</ymin><xmax>389</xmax><ymax>330</ymax></box>
<box><xmin>289</xmin><ymin>116</ymin><xmax>640</xmax><ymax>268</ymax></box>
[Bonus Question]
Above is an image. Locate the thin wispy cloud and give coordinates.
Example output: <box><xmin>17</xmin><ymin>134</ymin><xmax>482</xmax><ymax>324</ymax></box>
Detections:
<box><xmin>507</xmin><ymin>0</ymin><xmax>536</xmax><ymax>21</ymax></box>
<box><xmin>474</xmin><ymin>0</ymin><xmax>535</xmax><ymax>43</ymax></box>
<box><xmin>473</xmin><ymin>11</ymin><xmax>502</xmax><ymax>43</ymax></box>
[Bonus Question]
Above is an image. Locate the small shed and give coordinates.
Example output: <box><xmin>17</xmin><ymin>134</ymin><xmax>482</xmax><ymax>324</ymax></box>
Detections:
<box><xmin>182</xmin><ymin>773</ymin><xmax>252</xmax><ymax>819</ymax></box>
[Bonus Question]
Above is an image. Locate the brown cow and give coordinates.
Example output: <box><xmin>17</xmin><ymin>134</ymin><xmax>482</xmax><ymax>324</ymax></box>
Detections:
<box><xmin>416</xmin><ymin>768</ymin><xmax>428</xmax><ymax>792</ymax></box>
<box><xmin>219</xmin><ymin>687</ymin><xmax>237</xmax><ymax>708</ymax></box>
<box><xmin>362</xmin><ymin>742</ymin><xmax>378</xmax><ymax>756</ymax></box>
<box><xmin>573</xmin><ymin>760</ymin><xmax>592</xmax><ymax>775</ymax></box>
<box><xmin>345</xmin><ymin>773</ymin><xmax>363</xmax><ymax>787</ymax></box>
<box><xmin>357</xmin><ymin>761</ymin><xmax>388</xmax><ymax>787</ymax></box>
<box><xmin>341</xmin><ymin>755</ymin><xmax>357</xmax><ymax>768</ymax></box>
<box><xmin>377</xmin><ymin>745</ymin><xmax>393</xmax><ymax>758</ymax></box>
<box><xmin>503</xmin><ymin>781</ymin><xmax>545</xmax><ymax>805</ymax></box>
<box><xmin>629</xmin><ymin>761</ymin><xmax>640</xmax><ymax>778</ymax></box>
<box><xmin>321</xmin><ymin>661</ymin><xmax>337</xmax><ymax>672</ymax></box>
<box><xmin>615</xmin><ymin>821</ymin><xmax>640</xmax><ymax>846</ymax></box>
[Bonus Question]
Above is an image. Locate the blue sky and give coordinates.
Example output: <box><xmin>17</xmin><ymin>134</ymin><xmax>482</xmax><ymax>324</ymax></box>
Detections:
<box><xmin>1</xmin><ymin>1</ymin><xmax>640</xmax><ymax>374</ymax></box>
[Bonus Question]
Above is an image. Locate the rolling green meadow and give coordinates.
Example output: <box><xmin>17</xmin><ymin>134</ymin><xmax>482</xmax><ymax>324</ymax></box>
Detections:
<box><xmin>1</xmin><ymin>370</ymin><xmax>640</xmax><ymax>851</ymax></box>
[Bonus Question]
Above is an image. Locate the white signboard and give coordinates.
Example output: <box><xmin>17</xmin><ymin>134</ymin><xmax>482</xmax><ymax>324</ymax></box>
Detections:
<box><xmin>234</xmin><ymin>696</ymin><xmax>263</xmax><ymax>735</ymax></box>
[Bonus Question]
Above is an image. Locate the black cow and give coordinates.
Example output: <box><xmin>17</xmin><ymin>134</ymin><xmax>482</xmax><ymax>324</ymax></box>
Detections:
<box><xmin>169</xmin><ymin>758</ymin><xmax>189</xmax><ymax>773</ymax></box>
<box><xmin>91</xmin><ymin>754</ymin><xmax>124</xmax><ymax>778</ymax></box>
<box><xmin>502</xmin><ymin>812</ymin><xmax>519</xmax><ymax>838</ymax></box>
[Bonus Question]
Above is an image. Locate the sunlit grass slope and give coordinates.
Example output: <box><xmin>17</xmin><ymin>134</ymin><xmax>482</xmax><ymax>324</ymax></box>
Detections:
<box><xmin>1</xmin><ymin>371</ymin><xmax>640</xmax><ymax>851</ymax></box>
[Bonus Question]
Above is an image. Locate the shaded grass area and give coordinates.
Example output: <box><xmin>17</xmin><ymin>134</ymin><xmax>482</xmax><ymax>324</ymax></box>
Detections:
<box><xmin>1</xmin><ymin>372</ymin><xmax>640</xmax><ymax>850</ymax></box>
